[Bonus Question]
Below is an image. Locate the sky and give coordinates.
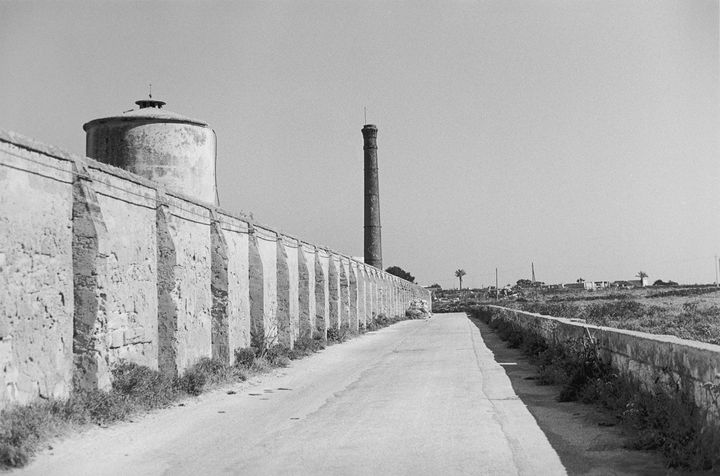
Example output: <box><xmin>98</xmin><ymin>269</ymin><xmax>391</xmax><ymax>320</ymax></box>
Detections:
<box><xmin>1</xmin><ymin>0</ymin><xmax>718</xmax><ymax>288</ymax></box>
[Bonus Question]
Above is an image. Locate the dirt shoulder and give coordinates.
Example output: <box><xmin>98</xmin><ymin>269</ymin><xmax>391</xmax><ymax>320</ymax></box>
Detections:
<box><xmin>468</xmin><ymin>316</ymin><xmax>710</xmax><ymax>476</ymax></box>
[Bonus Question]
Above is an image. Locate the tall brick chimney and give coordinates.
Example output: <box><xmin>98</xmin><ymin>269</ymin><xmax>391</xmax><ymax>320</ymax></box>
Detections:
<box><xmin>362</xmin><ymin>124</ymin><xmax>382</xmax><ymax>269</ymax></box>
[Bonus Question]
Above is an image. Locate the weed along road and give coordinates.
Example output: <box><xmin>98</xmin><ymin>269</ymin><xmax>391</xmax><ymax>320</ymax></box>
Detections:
<box><xmin>19</xmin><ymin>313</ymin><xmax>565</xmax><ymax>476</ymax></box>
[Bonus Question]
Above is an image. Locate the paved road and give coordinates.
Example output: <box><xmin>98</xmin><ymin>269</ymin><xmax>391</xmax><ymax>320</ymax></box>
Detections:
<box><xmin>21</xmin><ymin>313</ymin><xmax>565</xmax><ymax>475</ymax></box>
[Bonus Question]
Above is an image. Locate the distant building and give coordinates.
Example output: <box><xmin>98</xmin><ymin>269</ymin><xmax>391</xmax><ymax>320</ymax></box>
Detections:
<box><xmin>611</xmin><ymin>277</ymin><xmax>649</xmax><ymax>288</ymax></box>
<box><xmin>565</xmin><ymin>279</ymin><xmax>596</xmax><ymax>290</ymax></box>
<box><xmin>628</xmin><ymin>277</ymin><xmax>650</xmax><ymax>287</ymax></box>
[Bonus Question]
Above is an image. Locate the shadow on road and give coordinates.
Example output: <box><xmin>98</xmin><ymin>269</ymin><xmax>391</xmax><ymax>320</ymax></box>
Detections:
<box><xmin>465</xmin><ymin>314</ymin><xmax>693</xmax><ymax>476</ymax></box>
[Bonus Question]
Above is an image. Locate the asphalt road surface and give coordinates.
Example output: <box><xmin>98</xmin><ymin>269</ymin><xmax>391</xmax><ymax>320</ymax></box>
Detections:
<box><xmin>20</xmin><ymin>313</ymin><xmax>565</xmax><ymax>475</ymax></box>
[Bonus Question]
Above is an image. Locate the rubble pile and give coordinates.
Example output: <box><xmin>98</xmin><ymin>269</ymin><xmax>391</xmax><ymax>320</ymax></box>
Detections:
<box><xmin>405</xmin><ymin>299</ymin><xmax>432</xmax><ymax>319</ymax></box>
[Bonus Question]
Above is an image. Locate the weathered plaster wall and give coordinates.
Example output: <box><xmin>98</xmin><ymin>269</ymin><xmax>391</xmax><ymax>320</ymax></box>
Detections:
<box><xmin>349</xmin><ymin>263</ymin><xmax>359</xmax><ymax>332</ymax></box>
<box><xmin>255</xmin><ymin>228</ymin><xmax>278</xmax><ymax>346</ymax></box>
<box><xmin>314</xmin><ymin>251</ymin><xmax>329</xmax><ymax>338</ymax></box>
<box><xmin>298</xmin><ymin>244</ymin><xmax>315</xmax><ymax>339</ymax></box>
<box><xmin>0</xmin><ymin>128</ymin><xmax>430</xmax><ymax>408</ymax></box>
<box><xmin>327</xmin><ymin>255</ymin><xmax>340</xmax><ymax>331</ymax></box>
<box><xmin>389</xmin><ymin>277</ymin><xmax>396</xmax><ymax>317</ymax></box>
<box><xmin>248</xmin><ymin>232</ymin><xmax>264</xmax><ymax>349</ymax></box>
<box><xmin>306</xmin><ymin>249</ymin><xmax>316</xmax><ymax>335</ymax></box>
<box><xmin>357</xmin><ymin>266</ymin><xmax>366</xmax><ymax>329</ymax></box>
<box><xmin>217</xmin><ymin>214</ymin><xmax>250</xmax><ymax>364</ymax></box>
<box><xmin>367</xmin><ymin>269</ymin><xmax>376</xmax><ymax>320</ymax></box>
<box><xmin>284</xmin><ymin>240</ymin><xmax>300</xmax><ymax>346</ymax></box>
<box><xmin>0</xmin><ymin>135</ymin><xmax>74</xmax><ymax>407</ymax></box>
<box><xmin>339</xmin><ymin>259</ymin><xmax>350</xmax><ymax>330</ymax></box>
<box><xmin>75</xmin><ymin>162</ymin><xmax>158</xmax><ymax>389</ymax></box>
<box><xmin>275</xmin><ymin>238</ymin><xmax>291</xmax><ymax>347</ymax></box>
<box><xmin>378</xmin><ymin>275</ymin><xmax>387</xmax><ymax>317</ymax></box>
<box><xmin>159</xmin><ymin>195</ymin><xmax>212</xmax><ymax>375</ymax></box>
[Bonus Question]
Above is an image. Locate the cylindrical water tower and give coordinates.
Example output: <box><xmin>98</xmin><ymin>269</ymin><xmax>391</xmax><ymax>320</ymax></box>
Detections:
<box><xmin>83</xmin><ymin>98</ymin><xmax>217</xmax><ymax>205</ymax></box>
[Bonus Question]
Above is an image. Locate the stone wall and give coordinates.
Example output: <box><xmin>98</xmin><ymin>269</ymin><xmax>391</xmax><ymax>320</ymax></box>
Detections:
<box><xmin>0</xmin><ymin>128</ymin><xmax>431</xmax><ymax>408</ymax></box>
<box><xmin>0</xmin><ymin>132</ymin><xmax>74</xmax><ymax>407</ymax></box>
<box><xmin>74</xmin><ymin>157</ymin><xmax>158</xmax><ymax>389</ymax></box>
<box><xmin>215</xmin><ymin>213</ymin><xmax>250</xmax><ymax>362</ymax></box>
<box><xmin>480</xmin><ymin>305</ymin><xmax>720</xmax><ymax>422</ymax></box>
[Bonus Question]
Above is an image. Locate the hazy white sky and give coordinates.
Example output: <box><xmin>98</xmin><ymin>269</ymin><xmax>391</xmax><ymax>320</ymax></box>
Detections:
<box><xmin>1</xmin><ymin>0</ymin><xmax>718</xmax><ymax>288</ymax></box>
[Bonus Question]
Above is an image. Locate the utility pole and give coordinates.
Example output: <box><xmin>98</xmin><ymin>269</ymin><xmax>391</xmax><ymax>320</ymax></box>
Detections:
<box><xmin>715</xmin><ymin>255</ymin><xmax>719</xmax><ymax>287</ymax></box>
<box><xmin>495</xmin><ymin>268</ymin><xmax>499</xmax><ymax>300</ymax></box>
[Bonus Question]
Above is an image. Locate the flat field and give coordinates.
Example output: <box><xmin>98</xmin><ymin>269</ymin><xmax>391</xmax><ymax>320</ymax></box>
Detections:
<box><xmin>507</xmin><ymin>286</ymin><xmax>720</xmax><ymax>345</ymax></box>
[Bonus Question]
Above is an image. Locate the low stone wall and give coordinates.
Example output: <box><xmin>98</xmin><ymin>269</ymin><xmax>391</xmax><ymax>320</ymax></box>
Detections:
<box><xmin>0</xmin><ymin>129</ymin><xmax>432</xmax><ymax>408</ymax></box>
<box><xmin>478</xmin><ymin>305</ymin><xmax>720</xmax><ymax>421</ymax></box>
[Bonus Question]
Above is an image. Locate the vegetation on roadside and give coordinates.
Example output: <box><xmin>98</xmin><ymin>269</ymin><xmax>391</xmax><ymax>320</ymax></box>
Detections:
<box><xmin>0</xmin><ymin>358</ymin><xmax>244</xmax><ymax>469</ymax></box>
<box><xmin>0</xmin><ymin>313</ymin><xmax>409</xmax><ymax>470</ymax></box>
<box><xmin>471</xmin><ymin>308</ymin><xmax>720</xmax><ymax>471</ymax></box>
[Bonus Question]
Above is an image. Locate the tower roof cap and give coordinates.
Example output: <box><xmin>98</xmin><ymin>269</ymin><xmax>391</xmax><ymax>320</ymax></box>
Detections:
<box><xmin>83</xmin><ymin>99</ymin><xmax>209</xmax><ymax>131</ymax></box>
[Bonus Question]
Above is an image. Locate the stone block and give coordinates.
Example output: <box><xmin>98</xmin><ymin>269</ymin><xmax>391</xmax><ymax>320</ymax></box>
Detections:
<box><xmin>110</xmin><ymin>329</ymin><xmax>124</xmax><ymax>349</ymax></box>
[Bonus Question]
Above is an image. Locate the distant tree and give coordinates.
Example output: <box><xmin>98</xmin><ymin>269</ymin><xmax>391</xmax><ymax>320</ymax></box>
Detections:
<box><xmin>455</xmin><ymin>269</ymin><xmax>467</xmax><ymax>289</ymax></box>
<box><xmin>427</xmin><ymin>283</ymin><xmax>442</xmax><ymax>290</ymax></box>
<box><xmin>653</xmin><ymin>279</ymin><xmax>678</xmax><ymax>287</ymax></box>
<box><xmin>385</xmin><ymin>266</ymin><xmax>415</xmax><ymax>283</ymax></box>
<box><xmin>516</xmin><ymin>279</ymin><xmax>533</xmax><ymax>288</ymax></box>
<box><xmin>576</xmin><ymin>278</ymin><xmax>585</xmax><ymax>283</ymax></box>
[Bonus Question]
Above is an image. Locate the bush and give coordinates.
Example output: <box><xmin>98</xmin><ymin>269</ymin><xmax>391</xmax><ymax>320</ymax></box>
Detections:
<box><xmin>111</xmin><ymin>362</ymin><xmax>177</xmax><ymax>410</ymax></box>
<box><xmin>173</xmin><ymin>357</ymin><xmax>240</xmax><ymax>396</ymax></box>
<box><xmin>68</xmin><ymin>388</ymin><xmax>131</xmax><ymax>424</ymax></box>
<box><xmin>326</xmin><ymin>325</ymin><xmax>349</xmax><ymax>344</ymax></box>
<box><xmin>234</xmin><ymin>347</ymin><xmax>257</xmax><ymax>369</ymax></box>
<box><xmin>264</xmin><ymin>345</ymin><xmax>291</xmax><ymax>367</ymax></box>
<box><xmin>405</xmin><ymin>309</ymin><xmax>424</xmax><ymax>319</ymax></box>
<box><xmin>0</xmin><ymin>401</ymin><xmax>65</xmax><ymax>467</ymax></box>
<box><xmin>375</xmin><ymin>314</ymin><xmax>390</xmax><ymax>327</ymax></box>
<box><xmin>292</xmin><ymin>336</ymin><xmax>325</xmax><ymax>357</ymax></box>
<box><xmin>175</xmin><ymin>369</ymin><xmax>207</xmax><ymax>396</ymax></box>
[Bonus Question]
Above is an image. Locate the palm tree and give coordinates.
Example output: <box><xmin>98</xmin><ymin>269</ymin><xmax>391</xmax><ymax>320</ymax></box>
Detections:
<box><xmin>455</xmin><ymin>269</ymin><xmax>466</xmax><ymax>290</ymax></box>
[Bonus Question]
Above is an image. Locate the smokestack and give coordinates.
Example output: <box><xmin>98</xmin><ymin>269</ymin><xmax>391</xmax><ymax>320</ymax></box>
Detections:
<box><xmin>362</xmin><ymin>124</ymin><xmax>382</xmax><ymax>269</ymax></box>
